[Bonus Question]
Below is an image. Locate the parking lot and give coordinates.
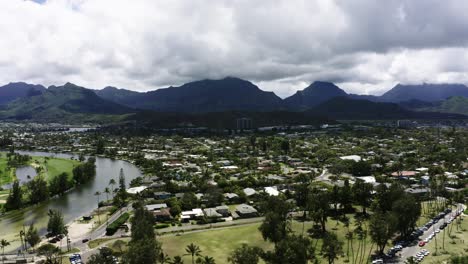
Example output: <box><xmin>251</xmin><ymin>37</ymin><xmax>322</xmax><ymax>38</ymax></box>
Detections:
<box><xmin>371</xmin><ymin>204</ymin><xmax>465</xmax><ymax>264</ymax></box>
<box><xmin>399</xmin><ymin>204</ymin><xmax>465</xmax><ymax>263</ymax></box>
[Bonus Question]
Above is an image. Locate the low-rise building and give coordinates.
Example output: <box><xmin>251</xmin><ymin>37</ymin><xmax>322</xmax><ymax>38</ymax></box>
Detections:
<box><xmin>235</xmin><ymin>204</ymin><xmax>258</xmax><ymax>218</ymax></box>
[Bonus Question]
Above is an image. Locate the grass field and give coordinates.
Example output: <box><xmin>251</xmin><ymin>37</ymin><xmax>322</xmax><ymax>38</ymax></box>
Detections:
<box><xmin>157</xmin><ymin>216</ymin><xmax>376</xmax><ymax>264</ymax></box>
<box><xmin>86</xmin><ymin>203</ymin><xmax>466</xmax><ymax>263</ymax></box>
<box><xmin>0</xmin><ymin>189</ymin><xmax>9</xmax><ymax>202</ymax></box>
<box><xmin>0</xmin><ymin>153</ymin><xmax>16</xmax><ymax>185</ymax></box>
<box><xmin>160</xmin><ymin>223</ymin><xmax>272</xmax><ymax>263</ymax></box>
<box><xmin>87</xmin><ymin>215</ymin><xmax>377</xmax><ymax>263</ymax></box>
<box><xmin>0</xmin><ymin>154</ymin><xmax>80</xmax><ymax>186</ymax></box>
<box><xmin>31</xmin><ymin>156</ymin><xmax>80</xmax><ymax>182</ymax></box>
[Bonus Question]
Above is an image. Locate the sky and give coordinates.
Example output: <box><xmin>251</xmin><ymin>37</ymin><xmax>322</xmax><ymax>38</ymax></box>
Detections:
<box><xmin>2</xmin><ymin>0</ymin><xmax>468</xmax><ymax>98</ymax></box>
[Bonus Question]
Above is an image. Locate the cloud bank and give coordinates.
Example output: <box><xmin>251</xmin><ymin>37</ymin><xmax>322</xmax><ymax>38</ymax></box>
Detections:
<box><xmin>2</xmin><ymin>0</ymin><xmax>468</xmax><ymax>97</ymax></box>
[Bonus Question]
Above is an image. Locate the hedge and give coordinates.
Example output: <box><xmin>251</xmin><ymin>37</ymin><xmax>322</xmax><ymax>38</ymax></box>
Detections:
<box><xmin>155</xmin><ymin>223</ymin><xmax>170</xmax><ymax>229</ymax></box>
<box><xmin>105</xmin><ymin>212</ymin><xmax>130</xmax><ymax>236</ymax></box>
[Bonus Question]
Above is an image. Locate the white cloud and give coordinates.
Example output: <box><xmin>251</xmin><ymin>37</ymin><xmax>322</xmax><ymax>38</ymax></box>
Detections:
<box><xmin>1</xmin><ymin>0</ymin><xmax>468</xmax><ymax>97</ymax></box>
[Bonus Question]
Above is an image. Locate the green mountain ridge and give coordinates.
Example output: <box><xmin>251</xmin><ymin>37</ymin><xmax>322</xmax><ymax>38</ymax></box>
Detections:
<box><xmin>405</xmin><ymin>96</ymin><xmax>468</xmax><ymax>115</ymax></box>
<box><xmin>0</xmin><ymin>83</ymin><xmax>135</xmax><ymax>122</ymax></box>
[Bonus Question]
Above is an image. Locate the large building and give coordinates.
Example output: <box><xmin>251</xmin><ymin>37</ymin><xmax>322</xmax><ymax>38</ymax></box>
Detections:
<box><xmin>236</xmin><ymin>118</ymin><xmax>253</xmax><ymax>130</ymax></box>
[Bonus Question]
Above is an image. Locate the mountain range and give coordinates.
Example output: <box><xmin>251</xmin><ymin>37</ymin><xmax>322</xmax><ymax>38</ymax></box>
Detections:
<box><xmin>0</xmin><ymin>77</ymin><xmax>467</xmax><ymax>125</ymax></box>
<box><xmin>0</xmin><ymin>83</ymin><xmax>134</xmax><ymax>122</ymax></box>
<box><xmin>0</xmin><ymin>82</ymin><xmax>45</xmax><ymax>105</ymax></box>
<box><xmin>96</xmin><ymin>77</ymin><xmax>284</xmax><ymax>112</ymax></box>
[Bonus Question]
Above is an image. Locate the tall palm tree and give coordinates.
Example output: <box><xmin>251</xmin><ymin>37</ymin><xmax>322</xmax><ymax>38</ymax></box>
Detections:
<box><xmin>1</xmin><ymin>239</ymin><xmax>10</xmax><ymax>264</ymax></box>
<box><xmin>95</xmin><ymin>191</ymin><xmax>101</xmax><ymax>224</ymax></box>
<box><xmin>19</xmin><ymin>230</ymin><xmax>25</xmax><ymax>253</ymax></box>
<box><xmin>159</xmin><ymin>252</ymin><xmax>170</xmax><ymax>264</ymax></box>
<box><xmin>104</xmin><ymin>187</ymin><xmax>110</xmax><ymax>202</ymax></box>
<box><xmin>197</xmin><ymin>256</ymin><xmax>215</xmax><ymax>264</ymax></box>
<box><xmin>109</xmin><ymin>179</ymin><xmax>116</xmax><ymax>199</ymax></box>
<box><xmin>185</xmin><ymin>243</ymin><xmax>201</xmax><ymax>264</ymax></box>
<box><xmin>170</xmin><ymin>256</ymin><xmax>184</xmax><ymax>264</ymax></box>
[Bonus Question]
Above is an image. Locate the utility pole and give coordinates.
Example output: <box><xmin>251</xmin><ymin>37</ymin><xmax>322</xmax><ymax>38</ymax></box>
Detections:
<box><xmin>433</xmin><ymin>223</ymin><xmax>438</xmax><ymax>255</ymax></box>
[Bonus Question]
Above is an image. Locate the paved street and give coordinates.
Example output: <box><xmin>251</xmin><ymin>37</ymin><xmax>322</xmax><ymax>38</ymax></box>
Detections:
<box><xmin>399</xmin><ymin>204</ymin><xmax>466</xmax><ymax>263</ymax></box>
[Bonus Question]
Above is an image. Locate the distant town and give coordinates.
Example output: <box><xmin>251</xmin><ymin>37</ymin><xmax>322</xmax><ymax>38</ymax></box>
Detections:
<box><xmin>0</xmin><ymin>122</ymin><xmax>466</xmax><ymax>264</ymax></box>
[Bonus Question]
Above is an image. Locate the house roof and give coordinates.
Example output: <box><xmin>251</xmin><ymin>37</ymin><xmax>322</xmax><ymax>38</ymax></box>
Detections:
<box><xmin>340</xmin><ymin>155</ymin><xmax>361</xmax><ymax>162</ymax></box>
<box><xmin>153</xmin><ymin>208</ymin><xmax>171</xmax><ymax>217</ymax></box>
<box><xmin>126</xmin><ymin>186</ymin><xmax>148</xmax><ymax>194</ymax></box>
<box><xmin>405</xmin><ymin>188</ymin><xmax>429</xmax><ymax>194</ymax></box>
<box><xmin>236</xmin><ymin>204</ymin><xmax>257</xmax><ymax>214</ymax></box>
<box><xmin>243</xmin><ymin>188</ymin><xmax>256</xmax><ymax>196</ymax></box>
<box><xmin>391</xmin><ymin>171</ymin><xmax>417</xmax><ymax>177</ymax></box>
<box><xmin>182</xmin><ymin>208</ymin><xmax>204</xmax><ymax>217</ymax></box>
<box><xmin>145</xmin><ymin>203</ymin><xmax>168</xmax><ymax>211</ymax></box>
<box><xmin>264</xmin><ymin>186</ymin><xmax>279</xmax><ymax>196</ymax></box>
<box><xmin>204</xmin><ymin>208</ymin><xmax>222</xmax><ymax>218</ymax></box>
<box><xmin>356</xmin><ymin>176</ymin><xmax>376</xmax><ymax>184</ymax></box>
<box><xmin>224</xmin><ymin>193</ymin><xmax>239</xmax><ymax>199</ymax></box>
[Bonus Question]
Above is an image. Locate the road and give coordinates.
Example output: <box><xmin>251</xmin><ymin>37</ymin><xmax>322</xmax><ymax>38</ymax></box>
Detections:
<box><xmin>315</xmin><ymin>168</ymin><xmax>329</xmax><ymax>181</ymax></box>
<box><xmin>58</xmin><ymin>204</ymin><xmax>133</xmax><ymax>262</ymax></box>
<box><xmin>399</xmin><ymin>203</ymin><xmax>466</xmax><ymax>263</ymax></box>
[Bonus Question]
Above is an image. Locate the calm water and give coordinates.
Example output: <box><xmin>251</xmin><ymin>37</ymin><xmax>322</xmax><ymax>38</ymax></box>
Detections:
<box><xmin>1</xmin><ymin>165</ymin><xmax>38</xmax><ymax>189</ymax></box>
<box><xmin>0</xmin><ymin>151</ymin><xmax>142</xmax><ymax>252</ymax></box>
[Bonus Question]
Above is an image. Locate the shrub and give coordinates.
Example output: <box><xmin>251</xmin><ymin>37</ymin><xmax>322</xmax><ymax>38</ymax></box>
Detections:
<box><xmin>155</xmin><ymin>223</ymin><xmax>170</xmax><ymax>229</ymax></box>
<box><xmin>105</xmin><ymin>213</ymin><xmax>129</xmax><ymax>236</ymax></box>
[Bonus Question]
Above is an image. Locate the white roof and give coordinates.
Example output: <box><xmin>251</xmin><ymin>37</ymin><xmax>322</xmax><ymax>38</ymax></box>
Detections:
<box><xmin>243</xmin><ymin>188</ymin><xmax>256</xmax><ymax>196</ymax></box>
<box><xmin>356</xmin><ymin>176</ymin><xmax>376</xmax><ymax>184</ymax></box>
<box><xmin>145</xmin><ymin>203</ymin><xmax>168</xmax><ymax>211</ymax></box>
<box><xmin>182</xmin><ymin>208</ymin><xmax>204</xmax><ymax>217</ymax></box>
<box><xmin>340</xmin><ymin>155</ymin><xmax>361</xmax><ymax>162</ymax></box>
<box><xmin>264</xmin><ymin>186</ymin><xmax>279</xmax><ymax>196</ymax></box>
<box><xmin>221</xmin><ymin>165</ymin><xmax>239</xmax><ymax>170</ymax></box>
<box><xmin>416</xmin><ymin>167</ymin><xmax>429</xmax><ymax>172</ymax></box>
<box><xmin>126</xmin><ymin>186</ymin><xmax>148</xmax><ymax>194</ymax></box>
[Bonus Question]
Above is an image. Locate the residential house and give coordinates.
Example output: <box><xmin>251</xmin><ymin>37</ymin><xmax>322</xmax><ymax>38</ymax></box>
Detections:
<box><xmin>235</xmin><ymin>204</ymin><xmax>258</xmax><ymax>218</ymax></box>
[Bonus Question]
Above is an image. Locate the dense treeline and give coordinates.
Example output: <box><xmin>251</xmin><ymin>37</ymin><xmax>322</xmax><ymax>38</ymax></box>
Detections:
<box><xmin>72</xmin><ymin>157</ymin><xmax>97</xmax><ymax>184</ymax></box>
<box><xmin>6</xmin><ymin>153</ymin><xmax>31</xmax><ymax>167</ymax></box>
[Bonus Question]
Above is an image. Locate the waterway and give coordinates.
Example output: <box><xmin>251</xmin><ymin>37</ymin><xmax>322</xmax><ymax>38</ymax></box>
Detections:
<box><xmin>0</xmin><ymin>151</ymin><xmax>142</xmax><ymax>252</ymax></box>
<box><xmin>1</xmin><ymin>165</ymin><xmax>38</xmax><ymax>189</ymax></box>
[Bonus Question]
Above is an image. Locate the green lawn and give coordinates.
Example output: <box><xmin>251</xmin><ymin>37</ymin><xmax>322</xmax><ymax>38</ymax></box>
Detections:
<box><xmin>31</xmin><ymin>156</ymin><xmax>80</xmax><ymax>182</ymax></box>
<box><xmin>159</xmin><ymin>217</ymin><xmax>374</xmax><ymax>264</ymax></box>
<box><xmin>0</xmin><ymin>189</ymin><xmax>9</xmax><ymax>204</ymax></box>
<box><xmin>160</xmin><ymin>223</ymin><xmax>272</xmax><ymax>263</ymax></box>
<box><xmin>87</xmin><ymin>215</ymin><xmax>377</xmax><ymax>263</ymax></box>
<box><xmin>0</xmin><ymin>153</ymin><xmax>16</xmax><ymax>185</ymax></box>
<box><xmin>86</xmin><ymin>204</ymin><xmax>467</xmax><ymax>264</ymax></box>
<box><xmin>0</xmin><ymin>154</ymin><xmax>79</xmax><ymax>186</ymax></box>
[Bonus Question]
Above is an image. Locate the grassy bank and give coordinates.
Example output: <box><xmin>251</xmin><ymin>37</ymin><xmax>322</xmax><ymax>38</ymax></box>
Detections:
<box><xmin>0</xmin><ymin>154</ymin><xmax>80</xmax><ymax>186</ymax></box>
<box><xmin>31</xmin><ymin>156</ymin><xmax>80</xmax><ymax>182</ymax></box>
<box><xmin>0</xmin><ymin>153</ymin><xmax>16</xmax><ymax>185</ymax></box>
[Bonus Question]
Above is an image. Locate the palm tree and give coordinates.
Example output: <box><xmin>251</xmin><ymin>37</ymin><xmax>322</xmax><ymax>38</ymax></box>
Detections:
<box><xmin>185</xmin><ymin>243</ymin><xmax>202</xmax><ymax>264</ymax></box>
<box><xmin>104</xmin><ymin>187</ymin><xmax>110</xmax><ymax>202</ymax></box>
<box><xmin>197</xmin><ymin>256</ymin><xmax>215</xmax><ymax>264</ymax></box>
<box><xmin>95</xmin><ymin>191</ymin><xmax>101</xmax><ymax>224</ymax></box>
<box><xmin>170</xmin><ymin>256</ymin><xmax>184</xmax><ymax>264</ymax></box>
<box><xmin>19</xmin><ymin>230</ymin><xmax>25</xmax><ymax>253</ymax></box>
<box><xmin>159</xmin><ymin>252</ymin><xmax>170</xmax><ymax>263</ymax></box>
<box><xmin>1</xmin><ymin>239</ymin><xmax>10</xmax><ymax>264</ymax></box>
<box><xmin>109</xmin><ymin>179</ymin><xmax>116</xmax><ymax>199</ymax></box>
